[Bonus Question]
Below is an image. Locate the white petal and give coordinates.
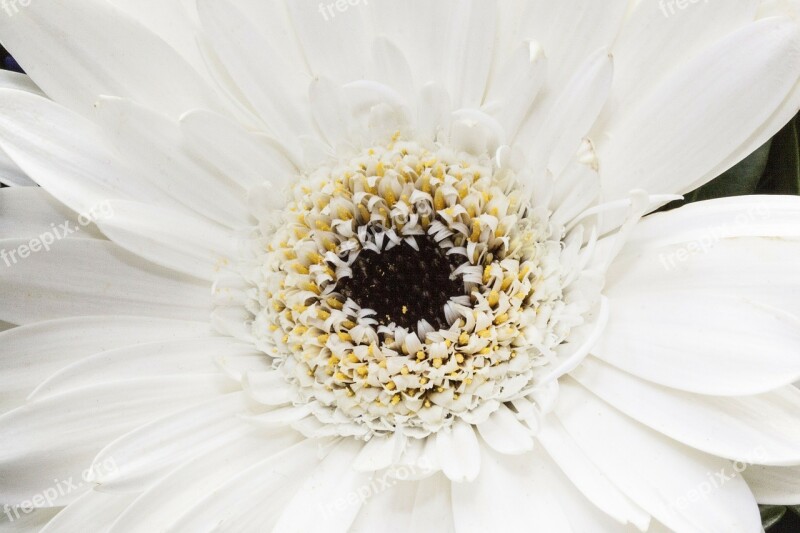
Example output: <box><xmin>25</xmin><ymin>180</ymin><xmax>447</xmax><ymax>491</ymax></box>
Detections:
<box><xmin>196</xmin><ymin>0</ymin><xmax>314</xmax><ymax>151</ymax></box>
<box><xmin>106</xmin><ymin>427</ymin><xmax>303</xmax><ymax>533</ymax></box>
<box><xmin>599</xmin><ymin>274</ymin><xmax>800</xmax><ymax>396</ymax></box>
<box><xmin>27</xmin><ymin>337</ymin><xmax>247</xmax><ymax>400</ymax></box>
<box><xmin>368</xmin><ymin>1</ymin><xmax>454</xmax><ymax>89</ymax></box>
<box><xmin>621</xmin><ymin>195</ymin><xmax>800</xmax><ymax>252</ymax></box>
<box><xmin>103</xmin><ymin>0</ymin><xmax>208</xmax><ymax>78</ymax></box>
<box><xmin>515</xmin><ymin>0</ymin><xmax>628</xmax><ymax>90</ymax></box>
<box><xmin>443</xmin><ymin>0</ymin><xmax>497</xmax><ymax>108</ymax></box>
<box><xmin>414</xmin><ymin>82</ymin><xmax>450</xmax><ymax>144</ymax></box>
<box><xmin>697</xmin><ymin>74</ymin><xmax>800</xmax><ymax>192</ymax></box>
<box><xmin>244</xmin><ymin>405</ymin><xmax>312</xmax><ymax>427</ymax></box>
<box><xmin>0</xmin><ymin>188</ymin><xmax>103</xmax><ymax>240</ymax></box>
<box><xmin>91</xmin><ymin>393</ymin><xmax>254</xmax><ymax>493</ymax></box>
<box><xmin>0</xmin><ymin>375</ymin><xmax>234</xmax><ymax>506</ymax></box>
<box><xmin>408</xmin><ymin>474</ymin><xmax>456</xmax><ymax>533</ymax></box>
<box><xmin>476</xmin><ymin>404</ymin><xmax>534</xmax><ymax>455</ymax></box>
<box><xmin>271</xmin><ymin>439</ymin><xmax>369</xmax><ymax>533</ymax></box>
<box><xmin>309</xmin><ymin>77</ymin><xmax>351</xmax><ymax>149</ymax></box>
<box><xmin>39</xmin><ymin>490</ymin><xmax>136</xmax><ymax>533</ymax></box>
<box><xmin>436</xmin><ymin>420</ymin><xmax>481</xmax><ymax>482</ymax></box>
<box><xmin>0</xmin><ymin>0</ymin><xmax>222</xmax><ymax>117</ymax></box>
<box><xmin>0</xmin><ymin>316</ymin><xmax>209</xmax><ymax>413</ymax></box>
<box><xmin>242</xmin><ymin>370</ymin><xmax>297</xmax><ymax>406</ymax></box>
<box><xmin>96</xmin><ymin>200</ymin><xmax>235</xmax><ymax>281</ymax></box>
<box><xmin>0</xmin><ymin>70</ymin><xmax>43</xmax><ymax>96</ymax></box>
<box><xmin>524</xmin><ymin>47</ymin><xmax>614</xmax><ymax>178</ymax></box>
<box><xmin>0</xmin><ymin>73</ymin><xmax>41</xmax><ymax>187</ymax></box>
<box><xmin>550</xmin><ymin>160</ymin><xmax>601</xmax><ymax>227</ymax></box>
<box><xmin>285</xmin><ymin>0</ymin><xmax>372</xmax><ymax>84</ymax></box>
<box><xmin>486</xmin><ymin>40</ymin><xmax>547</xmax><ymax>138</ymax></box>
<box><xmin>0</xmin><ymin>150</ymin><xmax>34</xmax><ymax>187</ymax></box>
<box><xmin>0</xmin><ymin>239</ymin><xmax>211</xmax><ymax>324</ymax></box>
<box><xmin>451</xmin><ymin>446</ymin><xmax>573</xmax><ymax>533</ymax></box>
<box><xmin>573</xmin><ymin>357</ymin><xmax>800</xmax><ymax>465</ymax></box>
<box><xmin>555</xmin><ymin>379</ymin><xmax>762</xmax><ymax>533</ymax></box>
<box><xmin>537</xmin><ymin>416</ymin><xmax>650</xmax><ymax>529</ymax></box>
<box><xmin>180</xmin><ymin>109</ymin><xmax>298</xmax><ymax>191</ymax></box>
<box><xmin>742</xmin><ymin>464</ymin><xmax>800</xmax><ymax>505</ymax></box>
<box><xmin>92</xmin><ymin>96</ymin><xmax>250</xmax><ymax>228</ymax></box>
<box><xmin>601</xmin><ymin>0</ymin><xmax>759</xmax><ymax>131</ymax></box>
<box><xmin>0</xmin><ymin>508</ymin><xmax>60</xmax><ymax>532</ymax></box>
<box><xmin>350</xmin><ymin>478</ymin><xmax>417</xmax><ymax>533</ymax></box>
<box><xmin>531</xmin><ymin>444</ymin><xmax>647</xmax><ymax>533</ymax></box>
<box><xmin>353</xmin><ymin>433</ymin><xmax>405</xmax><ymax>472</ymax></box>
<box><xmin>370</xmin><ymin>37</ymin><xmax>416</xmax><ymax>106</ymax></box>
<box><xmin>210</xmin><ymin>306</ymin><xmax>255</xmax><ymax>344</ymax></box>
<box><xmin>0</xmin><ymin>90</ymin><xmax>173</xmax><ymax>215</ymax></box>
<box><xmin>599</xmin><ymin>17</ymin><xmax>800</xmax><ymax>199</ymax></box>
<box><xmin>609</xmin><ymin>196</ymin><xmax>800</xmax><ymax>315</ymax></box>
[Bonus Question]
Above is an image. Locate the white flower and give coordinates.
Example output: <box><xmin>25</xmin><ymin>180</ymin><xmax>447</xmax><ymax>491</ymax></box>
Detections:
<box><xmin>1</xmin><ymin>0</ymin><xmax>800</xmax><ymax>531</ymax></box>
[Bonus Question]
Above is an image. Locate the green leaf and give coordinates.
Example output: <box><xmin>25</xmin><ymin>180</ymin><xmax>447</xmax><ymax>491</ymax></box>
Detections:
<box><xmin>761</xmin><ymin>505</ymin><xmax>788</xmax><ymax>530</ymax></box>
<box><xmin>757</xmin><ymin>112</ymin><xmax>800</xmax><ymax>195</ymax></box>
<box><xmin>687</xmin><ymin>138</ymin><xmax>773</xmax><ymax>202</ymax></box>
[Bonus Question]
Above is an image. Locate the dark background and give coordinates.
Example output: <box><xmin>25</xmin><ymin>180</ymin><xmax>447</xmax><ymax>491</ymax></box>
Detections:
<box><xmin>1</xmin><ymin>43</ymin><xmax>800</xmax><ymax>532</ymax></box>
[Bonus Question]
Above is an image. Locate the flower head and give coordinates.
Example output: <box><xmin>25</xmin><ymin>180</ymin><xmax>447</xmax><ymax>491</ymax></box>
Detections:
<box><xmin>1</xmin><ymin>1</ymin><xmax>800</xmax><ymax>532</ymax></box>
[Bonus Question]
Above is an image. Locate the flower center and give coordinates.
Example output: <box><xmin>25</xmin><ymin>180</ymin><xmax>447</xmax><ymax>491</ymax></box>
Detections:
<box><xmin>336</xmin><ymin>236</ymin><xmax>464</xmax><ymax>331</ymax></box>
<box><xmin>242</xmin><ymin>136</ymin><xmax>587</xmax><ymax>439</ymax></box>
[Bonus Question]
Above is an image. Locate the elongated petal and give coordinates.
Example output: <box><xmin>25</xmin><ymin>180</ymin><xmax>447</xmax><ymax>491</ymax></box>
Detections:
<box><xmin>271</xmin><ymin>439</ymin><xmax>369</xmax><ymax>533</ymax></box>
<box><xmin>599</xmin><ymin>17</ymin><xmax>800</xmax><ymax>199</ymax></box>
<box><xmin>96</xmin><ymin>200</ymin><xmax>235</xmax><ymax>281</ymax></box>
<box><xmin>0</xmin><ymin>376</ymin><xmax>235</xmax><ymax>506</ymax></box>
<box><xmin>0</xmin><ymin>0</ymin><xmax>222</xmax><ymax>117</ymax></box>
<box><xmin>525</xmin><ymin>47</ymin><xmax>613</xmax><ymax>178</ymax></box>
<box><xmin>595</xmin><ymin>292</ymin><xmax>800</xmax><ymax>396</ymax></box>
<box><xmin>196</xmin><ymin>0</ymin><xmax>315</xmax><ymax>149</ymax></box>
<box><xmin>106</xmin><ymin>427</ymin><xmax>302</xmax><ymax>533</ymax></box>
<box><xmin>0</xmin><ymin>188</ymin><xmax>103</xmax><ymax>240</ymax></box>
<box><xmin>743</xmin><ymin>464</ymin><xmax>800</xmax><ymax>505</ymax></box>
<box><xmin>476</xmin><ymin>404</ymin><xmax>534</xmax><ymax>455</ymax></box>
<box><xmin>166</xmin><ymin>438</ymin><xmax>329</xmax><ymax>532</ymax></box>
<box><xmin>350</xmin><ymin>478</ymin><xmax>417</xmax><ymax>533</ymax></box>
<box><xmin>39</xmin><ymin>491</ymin><xmax>136</xmax><ymax>533</ymax></box>
<box><xmin>0</xmin><ymin>90</ymin><xmax>172</xmax><ymax>215</ymax></box>
<box><xmin>573</xmin><ymin>357</ymin><xmax>800</xmax><ymax>465</ymax></box>
<box><xmin>91</xmin><ymin>393</ymin><xmax>254</xmax><ymax>493</ymax></box>
<box><xmin>285</xmin><ymin>0</ymin><xmax>372</xmax><ymax>84</ymax></box>
<box><xmin>408</xmin><ymin>474</ymin><xmax>456</xmax><ymax>532</ymax></box>
<box><xmin>537</xmin><ymin>416</ymin><xmax>650</xmax><ymax>529</ymax></box>
<box><xmin>27</xmin><ymin>337</ymin><xmax>249</xmax><ymax>400</ymax></box>
<box><xmin>516</xmin><ymin>0</ymin><xmax>627</xmax><ymax>90</ymax></box>
<box><xmin>92</xmin><ymin>97</ymin><xmax>250</xmax><ymax>228</ymax></box>
<box><xmin>436</xmin><ymin>420</ymin><xmax>481</xmax><ymax>482</ymax></box>
<box><xmin>555</xmin><ymin>379</ymin><xmax>762</xmax><ymax>533</ymax></box>
<box><xmin>0</xmin><ymin>72</ymin><xmax>42</xmax><ymax>186</ymax></box>
<box><xmin>180</xmin><ymin>109</ymin><xmax>298</xmax><ymax>191</ymax></box>
<box><xmin>601</xmin><ymin>0</ymin><xmax>759</xmax><ymax>130</ymax></box>
<box><xmin>0</xmin><ymin>239</ymin><xmax>210</xmax><ymax>324</ymax></box>
<box><xmin>0</xmin><ymin>316</ymin><xmax>210</xmax><ymax>412</ymax></box>
<box><xmin>451</xmin><ymin>446</ymin><xmax>573</xmax><ymax>532</ymax></box>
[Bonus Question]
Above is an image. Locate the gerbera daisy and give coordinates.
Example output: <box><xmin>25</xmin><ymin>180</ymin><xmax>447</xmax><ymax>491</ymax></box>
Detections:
<box><xmin>1</xmin><ymin>0</ymin><xmax>800</xmax><ymax>531</ymax></box>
